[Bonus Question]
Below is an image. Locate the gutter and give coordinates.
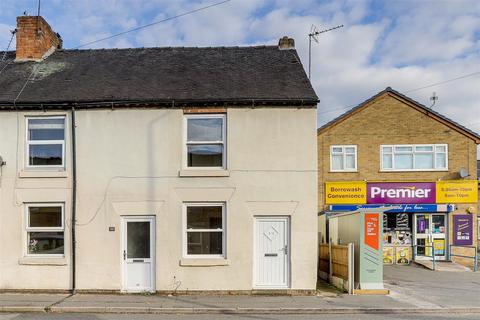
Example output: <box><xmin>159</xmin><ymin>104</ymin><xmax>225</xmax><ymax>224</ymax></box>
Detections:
<box><xmin>70</xmin><ymin>106</ymin><xmax>77</xmax><ymax>294</ymax></box>
<box><xmin>0</xmin><ymin>98</ymin><xmax>319</xmax><ymax>110</ymax></box>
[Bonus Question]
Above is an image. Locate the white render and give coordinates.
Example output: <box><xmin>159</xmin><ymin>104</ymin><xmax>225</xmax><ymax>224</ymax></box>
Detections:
<box><xmin>0</xmin><ymin>107</ymin><xmax>317</xmax><ymax>292</ymax></box>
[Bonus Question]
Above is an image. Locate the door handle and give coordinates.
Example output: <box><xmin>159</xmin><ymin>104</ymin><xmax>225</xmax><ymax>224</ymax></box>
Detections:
<box><xmin>265</xmin><ymin>253</ymin><xmax>278</xmax><ymax>257</ymax></box>
<box><xmin>123</xmin><ymin>250</ymin><xmax>126</xmax><ymax>260</ymax></box>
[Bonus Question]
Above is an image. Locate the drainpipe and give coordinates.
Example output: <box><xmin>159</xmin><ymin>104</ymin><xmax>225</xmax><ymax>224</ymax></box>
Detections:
<box><xmin>71</xmin><ymin>106</ymin><xmax>77</xmax><ymax>294</ymax></box>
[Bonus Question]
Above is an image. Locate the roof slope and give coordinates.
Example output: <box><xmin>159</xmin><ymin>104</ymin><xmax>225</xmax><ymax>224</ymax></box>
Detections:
<box><xmin>0</xmin><ymin>46</ymin><xmax>318</xmax><ymax>107</ymax></box>
<box><xmin>318</xmin><ymin>87</ymin><xmax>480</xmax><ymax>143</ymax></box>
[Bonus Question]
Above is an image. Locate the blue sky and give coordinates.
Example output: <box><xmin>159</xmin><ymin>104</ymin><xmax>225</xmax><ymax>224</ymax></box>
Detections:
<box><xmin>1</xmin><ymin>0</ymin><xmax>479</xmax><ymax>155</ymax></box>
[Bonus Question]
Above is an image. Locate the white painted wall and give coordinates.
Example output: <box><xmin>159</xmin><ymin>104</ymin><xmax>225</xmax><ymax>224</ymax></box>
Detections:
<box><xmin>0</xmin><ymin>107</ymin><xmax>317</xmax><ymax>291</ymax></box>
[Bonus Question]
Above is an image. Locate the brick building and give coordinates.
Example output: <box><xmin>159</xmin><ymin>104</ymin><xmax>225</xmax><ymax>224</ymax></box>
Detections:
<box><xmin>318</xmin><ymin>88</ymin><xmax>479</xmax><ymax>268</ymax></box>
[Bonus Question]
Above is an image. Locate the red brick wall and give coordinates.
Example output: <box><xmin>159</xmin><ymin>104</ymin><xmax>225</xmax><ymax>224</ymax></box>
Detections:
<box><xmin>16</xmin><ymin>16</ymin><xmax>62</xmax><ymax>61</ymax></box>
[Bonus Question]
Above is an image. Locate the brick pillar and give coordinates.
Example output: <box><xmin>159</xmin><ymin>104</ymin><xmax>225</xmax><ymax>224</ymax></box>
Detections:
<box><xmin>15</xmin><ymin>16</ymin><xmax>62</xmax><ymax>61</ymax></box>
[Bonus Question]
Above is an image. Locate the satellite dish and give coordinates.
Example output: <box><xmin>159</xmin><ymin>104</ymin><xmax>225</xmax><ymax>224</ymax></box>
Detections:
<box><xmin>459</xmin><ymin>168</ymin><xmax>469</xmax><ymax>178</ymax></box>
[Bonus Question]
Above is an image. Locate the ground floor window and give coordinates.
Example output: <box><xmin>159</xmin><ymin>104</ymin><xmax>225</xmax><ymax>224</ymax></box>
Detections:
<box><xmin>184</xmin><ymin>203</ymin><xmax>225</xmax><ymax>258</ymax></box>
<box><xmin>383</xmin><ymin>212</ymin><xmax>448</xmax><ymax>265</ymax></box>
<box><xmin>26</xmin><ymin>204</ymin><xmax>64</xmax><ymax>256</ymax></box>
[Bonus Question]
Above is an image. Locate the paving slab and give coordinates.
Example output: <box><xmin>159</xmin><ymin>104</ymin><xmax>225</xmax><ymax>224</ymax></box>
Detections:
<box><xmin>0</xmin><ymin>294</ymin><xmax>68</xmax><ymax>307</ymax></box>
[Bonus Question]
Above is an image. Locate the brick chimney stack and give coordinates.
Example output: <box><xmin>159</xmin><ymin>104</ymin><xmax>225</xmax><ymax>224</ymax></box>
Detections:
<box><xmin>15</xmin><ymin>16</ymin><xmax>62</xmax><ymax>61</ymax></box>
<box><xmin>278</xmin><ymin>36</ymin><xmax>295</xmax><ymax>50</ymax></box>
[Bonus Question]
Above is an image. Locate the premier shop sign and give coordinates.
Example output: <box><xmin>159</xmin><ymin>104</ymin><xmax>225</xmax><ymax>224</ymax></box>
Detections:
<box><xmin>367</xmin><ymin>182</ymin><xmax>436</xmax><ymax>204</ymax></box>
<box><xmin>325</xmin><ymin>181</ymin><xmax>478</xmax><ymax>204</ymax></box>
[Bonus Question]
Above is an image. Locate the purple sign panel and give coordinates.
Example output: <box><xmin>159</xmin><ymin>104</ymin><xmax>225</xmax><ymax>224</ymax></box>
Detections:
<box><xmin>453</xmin><ymin>215</ymin><xmax>473</xmax><ymax>246</ymax></box>
<box><xmin>367</xmin><ymin>182</ymin><xmax>436</xmax><ymax>204</ymax></box>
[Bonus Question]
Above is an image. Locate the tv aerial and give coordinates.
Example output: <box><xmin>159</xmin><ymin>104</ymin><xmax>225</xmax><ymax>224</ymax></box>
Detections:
<box><xmin>429</xmin><ymin>92</ymin><xmax>438</xmax><ymax>109</ymax></box>
<box><xmin>308</xmin><ymin>24</ymin><xmax>343</xmax><ymax>80</ymax></box>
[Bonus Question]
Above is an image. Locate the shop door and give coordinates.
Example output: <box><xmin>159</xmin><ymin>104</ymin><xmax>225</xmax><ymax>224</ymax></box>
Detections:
<box><xmin>254</xmin><ymin>217</ymin><xmax>290</xmax><ymax>288</ymax></box>
<box><xmin>121</xmin><ymin>216</ymin><xmax>156</xmax><ymax>292</ymax></box>
<box><xmin>431</xmin><ymin>214</ymin><xmax>447</xmax><ymax>261</ymax></box>
<box><xmin>413</xmin><ymin>214</ymin><xmax>446</xmax><ymax>261</ymax></box>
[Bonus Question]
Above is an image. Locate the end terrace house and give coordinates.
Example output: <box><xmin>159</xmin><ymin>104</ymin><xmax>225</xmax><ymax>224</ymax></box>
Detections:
<box><xmin>0</xmin><ymin>16</ymin><xmax>319</xmax><ymax>293</ymax></box>
<box><xmin>318</xmin><ymin>88</ymin><xmax>479</xmax><ymax>269</ymax></box>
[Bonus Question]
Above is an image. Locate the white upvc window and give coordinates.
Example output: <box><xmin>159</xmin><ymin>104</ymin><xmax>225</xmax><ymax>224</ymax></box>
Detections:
<box><xmin>381</xmin><ymin>144</ymin><xmax>448</xmax><ymax>171</ymax></box>
<box><xmin>330</xmin><ymin>145</ymin><xmax>357</xmax><ymax>172</ymax></box>
<box><xmin>183</xmin><ymin>203</ymin><xmax>225</xmax><ymax>258</ymax></box>
<box><xmin>25</xmin><ymin>203</ymin><xmax>65</xmax><ymax>257</ymax></box>
<box><xmin>26</xmin><ymin>116</ymin><xmax>66</xmax><ymax>169</ymax></box>
<box><xmin>184</xmin><ymin>114</ymin><xmax>226</xmax><ymax>169</ymax></box>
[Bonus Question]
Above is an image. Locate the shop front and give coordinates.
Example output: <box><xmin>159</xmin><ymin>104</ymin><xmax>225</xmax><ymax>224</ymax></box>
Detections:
<box><xmin>325</xmin><ymin>180</ymin><xmax>478</xmax><ymax>267</ymax></box>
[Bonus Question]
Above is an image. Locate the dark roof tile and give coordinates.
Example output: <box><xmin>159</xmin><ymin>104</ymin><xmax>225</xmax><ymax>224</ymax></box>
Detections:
<box><xmin>0</xmin><ymin>46</ymin><xmax>318</xmax><ymax>107</ymax></box>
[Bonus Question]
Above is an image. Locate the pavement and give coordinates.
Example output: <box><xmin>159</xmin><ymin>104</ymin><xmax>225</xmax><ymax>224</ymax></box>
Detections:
<box><xmin>383</xmin><ymin>264</ymin><xmax>480</xmax><ymax>309</ymax></box>
<box><xmin>0</xmin><ymin>264</ymin><xmax>478</xmax><ymax>315</ymax></box>
<box><xmin>0</xmin><ymin>313</ymin><xmax>479</xmax><ymax>320</ymax></box>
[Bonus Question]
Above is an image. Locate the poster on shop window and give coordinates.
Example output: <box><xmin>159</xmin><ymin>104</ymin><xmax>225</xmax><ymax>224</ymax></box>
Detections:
<box><xmin>395</xmin><ymin>246</ymin><xmax>410</xmax><ymax>265</ymax></box>
<box><xmin>433</xmin><ymin>239</ymin><xmax>445</xmax><ymax>256</ymax></box>
<box><xmin>453</xmin><ymin>215</ymin><xmax>473</xmax><ymax>246</ymax></box>
<box><xmin>383</xmin><ymin>247</ymin><xmax>394</xmax><ymax>265</ymax></box>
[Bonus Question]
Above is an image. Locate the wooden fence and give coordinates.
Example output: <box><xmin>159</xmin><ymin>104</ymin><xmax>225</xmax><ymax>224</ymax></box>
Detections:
<box><xmin>319</xmin><ymin>243</ymin><xmax>350</xmax><ymax>281</ymax></box>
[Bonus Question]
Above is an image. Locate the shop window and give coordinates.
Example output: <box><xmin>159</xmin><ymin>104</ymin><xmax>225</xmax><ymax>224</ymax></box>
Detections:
<box><xmin>26</xmin><ymin>204</ymin><xmax>64</xmax><ymax>256</ymax></box>
<box><xmin>184</xmin><ymin>115</ymin><xmax>226</xmax><ymax>169</ymax></box>
<box><xmin>184</xmin><ymin>203</ymin><xmax>225</xmax><ymax>258</ymax></box>
<box><xmin>330</xmin><ymin>145</ymin><xmax>357</xmax><ymax>172</ymax></box>
<box><xmin>26</xmin><ymin>117</ymin><xmax>65</xmax><ymax>168</ymax></box>
<box><xmin>381</xmin><ymin>144</ymin><xmax>447</xmax><ymax>171</ymax></box>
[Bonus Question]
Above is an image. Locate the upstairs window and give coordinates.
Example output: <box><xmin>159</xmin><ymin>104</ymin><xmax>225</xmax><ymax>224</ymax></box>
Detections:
<box><xmin>185</xmin><ymin>115</ymin><xmax>225</xmax><ymax>169</ymax></box>
<box><xmin>26</xmin><ymin>117</ymin><xmax>65</xmax><ymax>168</ymax></box>
<box><xmin>381</xmin><ymin>144</ymin><xmax>448</xmax><ymax>171</ymax></box>
<box><xmin>26</xmin><ymin>204</ymin><xmax>64</xmax><ymax>256</ymax></box>
<box><xmin>330</xmin><ymin>145</ymin><xmax>357</xmax><ymax>172</ymax></box>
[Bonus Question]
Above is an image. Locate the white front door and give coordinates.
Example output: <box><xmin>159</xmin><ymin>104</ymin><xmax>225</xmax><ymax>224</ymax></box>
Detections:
<box><xmin>254</xmin><ymin>217</ymin><xmax>290</xmax><ymax>288</ymax></box>
<box><xmin>121</xmin><ymin>216</ymin><xmax>155</xmax><ymax>292</ymax></box>
<box><xmin>413</xmin><ymin>213</ymin><xmax>447</xmax><ymax>261</ymax></box>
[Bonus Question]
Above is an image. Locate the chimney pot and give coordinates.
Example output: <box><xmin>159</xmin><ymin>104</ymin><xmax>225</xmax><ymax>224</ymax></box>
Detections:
<box><xmin>278</xmin><ymin>36</ymin><xmax>295</xmax><ymax>50</ymax></box>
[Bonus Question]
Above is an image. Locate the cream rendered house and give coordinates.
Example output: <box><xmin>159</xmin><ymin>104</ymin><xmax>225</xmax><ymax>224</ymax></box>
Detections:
<box><xmin>0</xmin><ymin>16</ymin><xmax>318</xmax><ymax>293</ymax></box>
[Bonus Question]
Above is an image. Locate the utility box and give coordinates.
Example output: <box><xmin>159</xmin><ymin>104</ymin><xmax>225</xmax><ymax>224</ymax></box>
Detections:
<box><xmin>329</xmin><ymin>211</ymin><xmax>384</xmax><ymax>290</ymax></box>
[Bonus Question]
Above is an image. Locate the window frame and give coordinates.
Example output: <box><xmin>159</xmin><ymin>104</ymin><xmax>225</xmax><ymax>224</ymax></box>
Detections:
<box><xmin>329</xmin><ymin>145</ymin><xmax>358</xmax><ymax>172</ymax></box>
<box><xmin>25</xmin><ymin>203</ymin><xmax>65</xmax><ymax>258</ymax></box>
<box><xmin>25</xmin><ymin>116</ymin><xmax>66</xmax><ymax>169</ymax></box>
<box><xmin>182</xmin><ymin>202</ymin><xmax>226</xmax><ymax>259</ymax></box>
<box><xmin>380</xmin><ymin>144</ymin><xmax>448</xmax><ymax>171</ymax></box>
<box><xmin>183</xmin><ymin>114</ymin><xmax>226</xmax><ymax>170</ymax></box>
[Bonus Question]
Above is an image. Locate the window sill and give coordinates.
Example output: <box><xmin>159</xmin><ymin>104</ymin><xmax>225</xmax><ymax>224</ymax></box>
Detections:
<box><xmin>379</xmin><ymin>169</ymin><xmax>449</xmax><ymax>172</ymax></box>
<box><xmin>179</xmin><ymin>169</ymin><xmax>230</xmax><ymax>177</ymax></box>
<box><xmin>18</xmin><ymin>256</ymin><xmax>67</xmax><ymax>266</ymax></box>
<box><xmin>18</xmin><ymin>170</ymin><xmax>67</xmax><ymax>178</ymax></box>
<box><xmin>179</xmin><ymin>258</ymin><xmax>229</xmax><ymax>267</ymax></box>
<box><xmin>329</xmin><ymin>170</ymin><xmax>358</xmax><ymax>173</ymax></box>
